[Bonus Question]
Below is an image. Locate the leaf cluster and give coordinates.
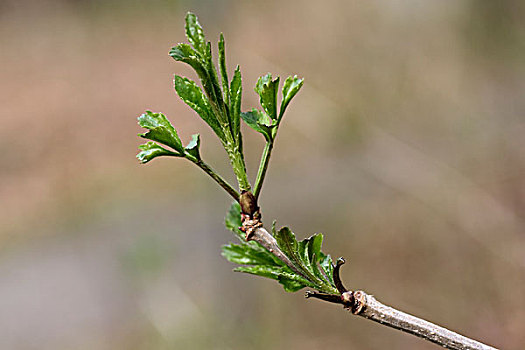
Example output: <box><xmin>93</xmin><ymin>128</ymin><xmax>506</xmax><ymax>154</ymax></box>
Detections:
<box><xmin>242</xmin><ymin>74</ymin><xmax>303</xmax><ymax>143</ymax></box>
<box><xmin>137</xmin><ymin>110</ymin><xmax>201</xmax><ymax>163</ymax></box>
<box><xmin>222</xmin><ymin>203</ymin><xmax>339</xmax><ymax>294</ymax></box>
<box><xmin>137</xmin><ymin>12</ymin><xmax>303</xmax><ymax>199</ymax></box>
<box><xmin>137</xmin><ymin>13</ymin><xmax>338</xmax><ymax>296</ymax></box>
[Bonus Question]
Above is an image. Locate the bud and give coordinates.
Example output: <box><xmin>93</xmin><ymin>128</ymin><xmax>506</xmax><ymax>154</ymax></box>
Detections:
<box><xmin>239</xmin><ymin>191</ymin><xmax>258</xmax><ymax>216</ymax></box>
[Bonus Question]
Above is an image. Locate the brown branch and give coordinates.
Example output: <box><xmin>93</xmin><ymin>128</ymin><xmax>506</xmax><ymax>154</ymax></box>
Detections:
<box><xmin>307</xmin><ymin>290</ymin><xmax>497</xmax><ymax>350</ymax></box>
<box><xmin>238</xmin><ymin>195</ymin><xmax>497</xmax><ymax>350</ymax></box>
<box><xmin>237</xmin><ymin>191</ymin><xmax>304</xmax><ymax>275</ymax></box>
<box><xmin>243</xmin><ymin>220</ymin><xmax>304</xmax><ymax>277</ymax></box>
<box><xmin>357</xmin><ymin>291</ymin><xmax>497</xmax><ymax>350</ymax></box>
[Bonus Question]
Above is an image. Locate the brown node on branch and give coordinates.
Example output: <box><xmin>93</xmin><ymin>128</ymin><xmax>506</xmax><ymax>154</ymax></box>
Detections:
<box><xmin>305</xmin><ymin>257</ymin><xmax>365</xmax><ymax>314</ymax></box>
<box><xmin>239</xmin><ymin>191</ymin><xmax>263</xmax><ymax>241</ymax></box>
<box><xmin>240</xmin><ymin>213</ymin><xmax>263</xmax><ymax>241</ymax></box>
<box><xmin>239</xmin><ymin>191</ymin><xmax>259</xmax><ymax>217</ymax></box>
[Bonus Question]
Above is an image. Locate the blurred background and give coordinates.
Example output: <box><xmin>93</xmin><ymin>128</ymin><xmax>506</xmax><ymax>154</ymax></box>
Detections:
<box><xmin>1</xmin><ymin>0</ymin><xmax>524</xmax><ymax>349</ymax></box>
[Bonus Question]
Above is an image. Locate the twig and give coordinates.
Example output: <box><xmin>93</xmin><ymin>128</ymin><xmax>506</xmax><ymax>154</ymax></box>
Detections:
<box><xmin>247</xmin><ymin>229</ymin><xmax>496</xmax><ymax>348</ymax></box>
<box><xmin>241</xmin><ymin>217</ymin><xmax>303</xmax><ymax>277</ymax></box>
<box><xmin>354</xmin><ymin>291</ymin><xmax>497</xmax><ymax>350</ymax></box>
<box><xmin>238</xmin><ymin>194</ymin><xmax>497</xmax><ymax>350</ymax></box>
<box><xmin>307</xmin><ymin>290</ymin><xmax>497</xmax><ymax>350</ymax></box>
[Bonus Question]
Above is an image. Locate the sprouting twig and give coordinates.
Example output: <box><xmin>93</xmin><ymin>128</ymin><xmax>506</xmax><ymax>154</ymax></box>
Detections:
<box><xmin>241</xmin><ymin>218</ymin><xmax>497</xmax><ymax>350</ymax></box>
<box><xmin>140</xmin><ymin>13</ymin><xmax>499</xmax><ymax>350</ymax></box>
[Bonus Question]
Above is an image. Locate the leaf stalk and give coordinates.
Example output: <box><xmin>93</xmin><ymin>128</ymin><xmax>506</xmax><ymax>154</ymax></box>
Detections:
<box><xmin>253</xmin><ymin>140</ymin><xmax>274</xmax><ymax>200</ymax></box>
<box><xmin>185</xmin><ymin>154</ymin><xmax>240</xmax><ymax>201</ymax></box>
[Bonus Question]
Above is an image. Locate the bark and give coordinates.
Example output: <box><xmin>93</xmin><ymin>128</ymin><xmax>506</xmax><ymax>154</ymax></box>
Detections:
<box><xmin>351</xmin><ymin>291</ymin><xmax>497</xmax><ymax>350</ymax></box>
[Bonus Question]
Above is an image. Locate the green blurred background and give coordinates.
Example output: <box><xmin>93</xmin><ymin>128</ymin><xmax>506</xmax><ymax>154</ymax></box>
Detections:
<box><xmin>1</xmin><ymin>0</ymin><xmax>524</xmax><ymax>349</ymax></box>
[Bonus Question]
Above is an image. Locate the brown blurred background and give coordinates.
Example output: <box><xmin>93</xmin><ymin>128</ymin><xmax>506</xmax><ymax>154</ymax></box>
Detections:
<box><xmin>1</xmin><ymin>0</ymin><xmax>524</xmax><ymax>349</ymax></box>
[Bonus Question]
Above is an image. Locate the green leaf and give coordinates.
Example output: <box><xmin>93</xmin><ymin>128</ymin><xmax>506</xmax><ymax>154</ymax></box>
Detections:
<box><xmin>278</xmin><ymin>274</ymin><xmax>313</xmax><ymax>292</ymax></box>
<box><xmin>222</xmin><ymin>243</ymin><xmax>282</xmax><ymax>267</ymax></box>
<box><xmin>184</xmin><ymin>134</ymin><xmax>201</xmax><ymax>160</ymax></box>
<box><xmin>234</xmin><ymin>265</ymin><xmax>314</xmax><ymax>292</ymax></box>
<box><xmin>241</xmin><ymin>109</ymin><xmax>273</xmax><ymax>141</ymax></box>
<box><xmin>319</xmin><ymin>253</ymin><xmax>335</xmax><ymax>286</ymax></box>
<box><xmin>137</xmin><ymin>142</ymin><xmax>181</xmax><ymax>163</ymax></box>
<box><xmin>185</xmin><ymin>12</ymin><xmax>206</xmax><ymax>56</ymax></box>
<box><xmin>274</xmin><ymin>226</ymin><xmax>299</xmax><ymax>263</ymax></box>
<box><xmin>138</xmin><ymin>111</ymin><xmax>184</xmax><ymax>153</ymax></box>
<box><xmin>225</xmin><ymin>202</ymin><xmax>242</xmax><ymax>238</ymax></box>
<box><xmin>171</xmin><ymin>15</ymin><xmax>226</xmax><ymax>122</ymax></box>
<box><xmin>307</xmin><ymin>235</ymin><xmax>325</xmax><ymax>282</ymax></box>
<box><xmin>255</xmin><ymin>73</ymin><xmax>280</xmax><ymax>121</ymax></box>
<box><xmin>279</xmin><ymin>75</ymin><xmax>304</xmax><ymax>120</ymax></box>
<box><xmin>169</xmin><ymin>44</ymin><xmax>208</xmax><ymax>78</ymax></box>
<box><xmin>170</xmin><ymin>45</ymin><xmax>226</xmax><ymax>127</ymax></box>
<box><xmin>223</xmin><ymin>203</ymin><xmax>310</xmax><ymax>292</ymax></box>
<box><xmin>174</xmin><ymin>75</ymin><xmax>225</xmax><ymax>141</ymax></box>
<box><xmin>170</xmin><ymin>14</ymin><xmax>250</xmax><ymax>193</ymax></box>
<box><xmin>274</xmin><ymin>227</ymin><xmax>338</xmax><ymax>294</ymax></box>
<box><xmin>203</xmin><ymin>41</ymin><xmax>228</xmax><ymax>124</ymax></box>
<box><xmin>222</xmin><ymin>203</ymin><xmax>338</xmax><ymax>294</ymax></box>
<box><xmin>218</xmin><ymin>33</ymin><xmax>229</xmax><ymax>106</ymax></box>
<box><xmin>229</xmin><ymin>66</ymin><xmax>242</xmax><ymax>142</ymax></box>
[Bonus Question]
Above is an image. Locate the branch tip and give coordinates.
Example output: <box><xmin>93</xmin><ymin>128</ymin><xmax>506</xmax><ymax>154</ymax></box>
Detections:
<box><xmin>305</xmin><ymin>291</ymin><xmax>344</xmax><ymax>305</ymax></box>
<box><xmin>333</xmin><ymin>257</ymin><xmax>348</xmax><ymax>294</ymax></box>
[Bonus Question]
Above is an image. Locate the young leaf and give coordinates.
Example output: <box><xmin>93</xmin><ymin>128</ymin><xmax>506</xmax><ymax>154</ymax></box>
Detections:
<box><xmin>225</xmin><ymin>202</ymin><xmax>243</xmax><ymax>238</ymax></box>
<box><xmin>319</xmin><ymin>253</ymin><xmax>335</xmax><ymax>286</ymax></box>
<box><xmin>229</xmin><ymin>66</ymin><xmax>242</xmax><ymax>142</ymax></box>
<box><xmin>234</xmin><ymin>265</ymin><xmax>314</xmax><ymax>292</ymax></box>
<box><xmin>169</xmin><ymin>13</ymin><xmax>251</xmax><ymax>193</ymax></box>
<box><xmin>277</xmin><ymin>272</ymin><xmax>315</xmax><ymax>292</ymax></box>
<box><xmin>241</xmin><ymin>109</ymin><xmax>273</xmax><ymax>141</ymax></box>
<box><xmin>274</xmin><ymin>227</ymin><xmax>338</xmax><ymax>294</ymax></box>
<box><xmin>137</xmin><ymin>142</ymin><xmax>182</xmax><ymax>164</ymax></box>
<box><xmin>185</xmin><ymin>12</ymin><xmax>206</xmax><ymax>56</ymax></box>
<box><xmin>218</xmin><ymin>33</ymin><xmax>229</xmax><ymax>106</ymax></box>
<box><xmin>170</xmin><ymin>44</ymin><xmax>225</xmax><ymax>126</ymax></box>
<box><xmin>223</xmin><ymin>202</ymin><xmax>310</xmax><ymax>291</ymax></box>
<box><xmin>172</xmin><ymin>15</ymin><xmax>226</xmax><ymax>119</ymax></box>
<box><xmin>279</xmin><ymin>75</ymin><xmax>304</xmax><ymax>120</ymax></box>
<box><xmin>138</xmin><ymin>111</ymin><xmax>184</xmax><ymax>153</ymax></box>
<box><xmin>222</xmin><ymin>203</ymin><xmax>338</xmax><ymax>294</ymax></box>
<box><xmin>223</xmin><ymin>242</ymin><xmax>281</xmax><ymax>267</ymax></box>
<box><xmin>255</xmin><ymin>73</ymin><xmax>280</xmax><ymax>120</ymax></box>
<box><xmin>204</xmin><ymin>41</ymin><xmax>228</xmax><ymax>124</ymax></box>
<box><xmin>184</xmin><ymin>134</ymin><xmax>201</xmax><ymax>160</ymax></box>
<box><xmin>174</xmin><ymin>75</ymin><xmax>225</xmax><ymax>141</ymax></box>
<box><xmin>169</xmin><ymin>44</ymin><xmax>208</xmax><ymax>79</ymax></box>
